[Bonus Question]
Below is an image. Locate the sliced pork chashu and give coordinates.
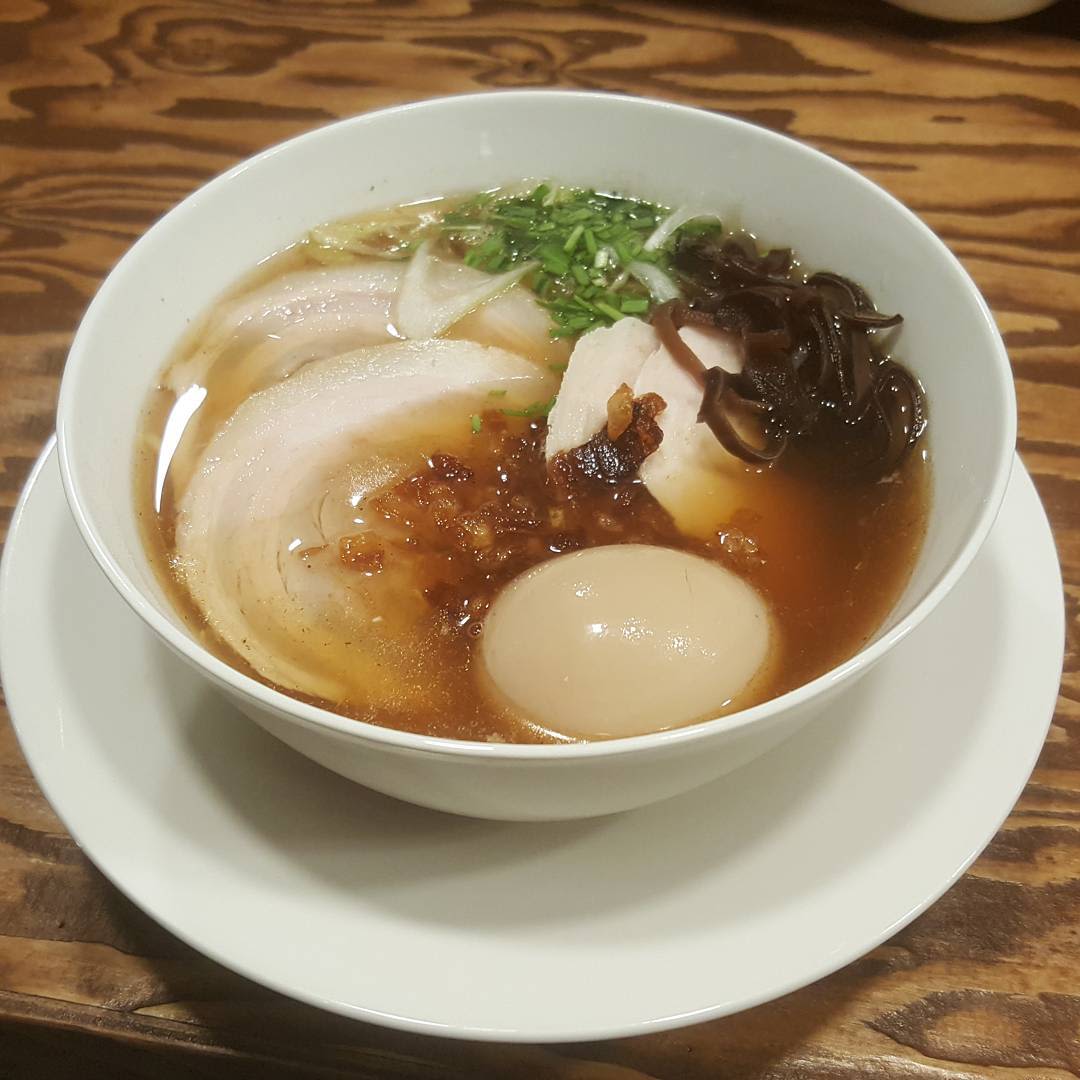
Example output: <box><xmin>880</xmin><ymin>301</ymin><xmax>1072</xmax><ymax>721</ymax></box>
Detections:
<box><xmin>175</xmin><ymin>339</ymin><xmax>554</xmax><ymax>709</ymax></box>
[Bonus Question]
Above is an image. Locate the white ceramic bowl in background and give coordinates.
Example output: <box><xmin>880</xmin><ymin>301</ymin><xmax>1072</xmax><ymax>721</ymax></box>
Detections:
<box><xmin>56</xmin><ymin>92</ymin><xmax>1015</xmax><ymax>821</ymax></box>
<box><xmin>884</xmin><ymin>0</ymin><xmax>1057</xmax><ymax>21</ymax></box>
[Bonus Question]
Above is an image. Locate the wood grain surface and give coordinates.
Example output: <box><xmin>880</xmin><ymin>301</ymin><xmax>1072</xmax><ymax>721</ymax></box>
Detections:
<box><xmin>0</xmin><ymin>0</ymin><xmax>1078</xmax><ymax>1076</ymax></box>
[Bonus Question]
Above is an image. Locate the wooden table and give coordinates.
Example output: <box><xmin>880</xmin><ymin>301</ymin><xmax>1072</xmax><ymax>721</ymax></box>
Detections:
<box><xmin>0</xmin><ymin>1</ymin><xmax>1077</xmax><ymax>1076</ymax></box>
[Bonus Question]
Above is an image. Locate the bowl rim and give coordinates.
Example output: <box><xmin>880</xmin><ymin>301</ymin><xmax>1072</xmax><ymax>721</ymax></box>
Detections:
<box><xmin>55</xmin><ymin>89</ymin><xmax>1017</xmax><ymax>762</ymax></box>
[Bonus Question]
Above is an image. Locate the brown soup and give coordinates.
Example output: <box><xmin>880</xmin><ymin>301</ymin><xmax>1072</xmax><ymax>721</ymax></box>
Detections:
<box><xmin>136</xmin><ymin>186</ymin><xmax>929</xmax><ymax>743</ymax></box>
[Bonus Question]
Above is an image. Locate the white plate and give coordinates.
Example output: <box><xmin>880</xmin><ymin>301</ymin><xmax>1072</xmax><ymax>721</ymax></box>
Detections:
<box><xmin>0</xmin><ymin>445</ymin><xmax>1064</xmax><ymax>1042</ymax></box>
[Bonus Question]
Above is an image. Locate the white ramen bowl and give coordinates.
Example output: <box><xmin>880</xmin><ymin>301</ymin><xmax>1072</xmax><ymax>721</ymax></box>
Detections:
<box><xmin>56</xmin><ymin>92</ymin><xmax>1015</xmax><ymax>821</ymax></box>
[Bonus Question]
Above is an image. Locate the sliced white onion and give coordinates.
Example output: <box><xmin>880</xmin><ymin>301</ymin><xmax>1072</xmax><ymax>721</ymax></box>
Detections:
<box><xmin>394</xmin><ymin>241</ymin><xmax>536</xmax><ymax>339</ymax></box>
<box><xmin>643</xmin><ymin>206</ymin><xmax>722</xmax><ymax>252</ymax></box>
<box><xmin>627</xmin><ymin>260</ymin><xmax>681</xmax><ymax>303</ymax></box>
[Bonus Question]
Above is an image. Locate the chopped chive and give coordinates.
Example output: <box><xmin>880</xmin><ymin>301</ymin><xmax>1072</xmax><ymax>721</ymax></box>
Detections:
<box><xmin>538</xmin><ymin>242</ymin><xmax>570</xmax><ymax>276</ymax></box>
<box><xmin>470</xmin><ymin>414</ymin><xmax>483</xmax><ymax>434</ymax></box>
<box><xmin>499</xmin><ymin>205</ymin><xmax>536</xmax><ymax>219</ymax></box>
<box><xmin>563</xmin><ymin>223</ymin><xmax>585</xmax><ymax>254</ymax></box>
<box><xmin>594</xmin><ymin>300</ymin><xmax>625</xmax><ymax>322</ymax></box>
<box><xmin>431</xmin><ymin>185</ymin><xmax>689</xmax><ymax>341</ymax></box>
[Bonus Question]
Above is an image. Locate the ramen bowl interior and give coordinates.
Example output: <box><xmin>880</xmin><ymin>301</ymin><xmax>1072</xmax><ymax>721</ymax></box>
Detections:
<box><xmin>56</xmin><ymin>92</ymin><xmax>1015</xmax><ymax>821</ymax></box>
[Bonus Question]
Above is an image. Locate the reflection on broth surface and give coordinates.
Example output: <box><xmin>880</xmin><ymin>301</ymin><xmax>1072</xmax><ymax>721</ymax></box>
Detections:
<box><xmin>137</xmin><ymin>185</ymin><xmax>929</xmax><ymax>744</ymax></box>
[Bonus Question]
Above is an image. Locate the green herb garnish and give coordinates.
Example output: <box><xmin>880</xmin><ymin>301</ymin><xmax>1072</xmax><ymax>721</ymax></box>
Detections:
<box><xmin>440</xmin><ymin>185</ymin><xmax>721</xmax><ymax>338</ymax></box>
<box><xmin>470</xmin><ymin>414</ymin><xmax>483</xmax><ymax>434</ymax></box>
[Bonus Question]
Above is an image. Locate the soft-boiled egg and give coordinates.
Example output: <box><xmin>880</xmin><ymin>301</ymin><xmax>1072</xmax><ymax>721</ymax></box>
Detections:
<box><xmin>480</xmin><ymin>544</ymin><xmax>773</xmax><ymax>740</ymax></box>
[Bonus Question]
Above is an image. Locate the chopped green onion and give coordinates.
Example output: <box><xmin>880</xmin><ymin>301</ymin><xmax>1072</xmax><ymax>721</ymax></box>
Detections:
<box><xmin>470</xmin><ymin>414</ymin><xmax>483</xmax><ymax>433</ymax></box>
<box><xmin>593</xmin><ymin>300</ymin><xmax>625</xmax><ymax>322</ymax></box>
<box><xmin>538</xmin><ymin>242</ymin><xmax>570</xmax><ymax>276</ymax></box>
<box><xmin>431</xmin><ymin>185</ymin><xmax>709</xmax><ymax>338</ymax></box>
<box><xmin>563</xmin><ymin>224</ymin><xmax>585</xmax><ymax>254</ymax></box>
<box><xmin>487</xmin><ymin>388</ymin><xmax>508</xmax><ymax>398</ymax></box>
